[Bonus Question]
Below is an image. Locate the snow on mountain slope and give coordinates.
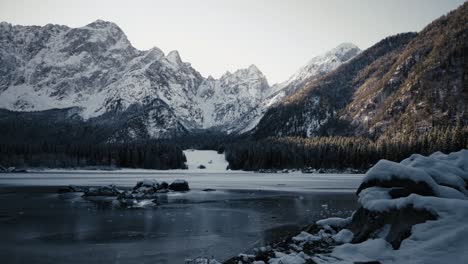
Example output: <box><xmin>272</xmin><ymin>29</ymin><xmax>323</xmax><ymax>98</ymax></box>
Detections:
<box><xmin>239</xmin><ymin>43</ymin><xmax>361</xmax><ymax>133</ymax></box>
<box><xmin>0</xmin><ymin>20</ymin><xmax>360</xmax><ymax>139</ymax></box>
<box><xmin>196</xmin><ymin>64</ymin><xmax>270</xmax><ymax>131</ymax></box>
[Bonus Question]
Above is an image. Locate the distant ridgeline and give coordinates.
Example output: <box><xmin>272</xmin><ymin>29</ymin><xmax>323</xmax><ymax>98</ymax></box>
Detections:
<box><xmin>0</xmin><ymin>3</ymin><xmax>467</xmax><ymax>170</ymax></box>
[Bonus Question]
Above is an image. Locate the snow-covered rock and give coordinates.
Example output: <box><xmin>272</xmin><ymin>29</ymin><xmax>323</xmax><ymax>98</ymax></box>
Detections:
<box><xmin>332</xmin><ymin>229</ymin><xmax>354</xmax><ymax>244</ymax></box>
<box><xmin>325</xmin><ymin>149</ymin><xmax>468</xmax><ymax>263</ymax></box>
<box><xmin>228</xmin><ymin>150</ymin><xmax>468</xmax><ymax>264</ymax></box>
<box><xmin>292</xmin><ymin>231</ymin><xmax>321</xmax><ymax>243</ymax></box>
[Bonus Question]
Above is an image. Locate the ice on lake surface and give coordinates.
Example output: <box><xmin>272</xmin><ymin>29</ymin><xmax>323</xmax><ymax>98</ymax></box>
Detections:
<box><xmin>0</xmin><ymin>152</ymin><xmax>363</xmax><ymax>263</ymax></box>
<box><xmin>0</xmin><ymin>171</ymin><xmax>363</xmax><ymax>192</ymax></box>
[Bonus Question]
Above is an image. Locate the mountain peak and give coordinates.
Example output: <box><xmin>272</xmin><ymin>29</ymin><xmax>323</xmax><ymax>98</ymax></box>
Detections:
<box><xmin>167</xmin><ymin>50</ymin><xmax>183</xmax><ymax>65</ymax></box>
<box><xmin>335</xmin><ymin>42</ymin><xmax>360</xmax><ymax>50</ymax></box>
<box><xmin>232</xmin><ymin>64</ymin><xmax>263</xmax><ymax>76</ymax></box>
<box><xmin>86</xmin><ymin>19</ymin><xmax>119</xmax><ymax>29</ymax></box>
<box><xmin>326</xmin><ymin>42</ymin><xmax>361</xmax><ymax>61</ymax></box>
<box><xmin>248</xmin><ymin>64</ymin><xmax>261</xmax><ymax>74</ymax></box>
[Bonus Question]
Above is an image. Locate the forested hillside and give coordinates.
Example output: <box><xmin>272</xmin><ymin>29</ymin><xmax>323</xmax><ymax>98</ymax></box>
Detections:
<box><xmin>227</xmin><ymin>125</ymin><xmax>467</xmax><ymax>171</ymax></box>
<box><xmin>0</xmin><ymin>141</ymin><xmax>187</xmax><ymax>169</ymax></box>
<box><xmin>253</xmin><ymin>3</ymin><xmax>467</xmax><ymax>139</ymax></box>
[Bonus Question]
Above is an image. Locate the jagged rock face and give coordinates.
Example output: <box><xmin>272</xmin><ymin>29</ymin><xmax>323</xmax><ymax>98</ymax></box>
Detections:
<box><xmin>0</xmin><ymin>20</ymin><xmax>273</xmax><ymax>139</ymax></box>
<box><xmin>238</xmin><ymin>43</ymin><xmax>361</xmax><ymax>134</ymax></box>
<box><xmin>196</xmin><ymin>65</ymin><xmax>270</xmax><ymax>132</ymax></box>
<box><xmin>0</xmin><ymin>19</ymin><xmax>363</xmax><ymax>140</ymax></box>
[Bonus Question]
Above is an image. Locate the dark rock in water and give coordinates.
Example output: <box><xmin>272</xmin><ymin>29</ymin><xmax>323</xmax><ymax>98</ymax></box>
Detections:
<box><xmin>258</xmin><ymin>169</ymin><xmax>278</xmax><ymax>173</ymax></box>
<box><xmin>114</xmin><ymin>198</ymin><xmax>137</xmax><ymax>208</ymax></box>
<box><xmin>83</xmin><ymin>185</ymin><xmax>122</xmax><ymax>197</ymax></box>
<box><xmin>4</xmin><ymin>167</ymin><xmax>28</xmax><ymax>173</ymax></box>
<box><xmin>58</xmin><ymin>185</ymin><xmax>87</xmax><ymax>193</ymax></box>
<box><xmin>202</xmin><ymin>188</ymin><xmax>216</xmax><ymax>192</ymax></box>
<box><xmin>197</xmin><ymin>164</ymin><xmax>206</xmax><ymax>169</ymax></box>
<box><xmin>117</xmin><ymin>190</ymin><xmax>157</xmax><ymax>200</ymax></box>
<box><xmin>159</xmin><ymin>181</ymin><xmax>169</xmax><ymax>189</ymax></box>
<box><xmin>0</xmin><ymin>165</ymin><xmax>7</xmax><ymax>173</ymax></box>
<box><xmin>347</xmin><ymin>206</ymin><xmax>436</xmax><ymax>249</ymax></box>
<box><xmin>133</xmin><ymin>179</ymin><xmax>169</xmax><ymax>193</ymax></box>
<box><xmin>133</xmin><ymin>179</ymin><xmax>158</xmax><ymax>190</ymax></box>
<box><xmin>121</xmin><ymin>179</ymin><xmax>170</xmax><ymax>199</ymax></box>
<box><xmin>169</xmin><ymin>179</ymin><xmax>190</xmax><ymax>191</ymax></box>
<box><xmin>301</xmin><ymin>167</ymin><xmax>315</xmax><ymax>173</ymax></box>
<box><xmin>113</xmin><ymin>179</ymin><xmax>174</xmax><ymax>207</ymax></box>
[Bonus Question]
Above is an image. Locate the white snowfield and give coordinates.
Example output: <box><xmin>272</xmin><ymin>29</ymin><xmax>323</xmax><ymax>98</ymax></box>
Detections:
<box><xmin>304</xmin><ymin>149</ymin><xmax>468</xmax><ymax>264</ymax></box>
<box><xmin>182</xmin><ymin>149</ymin><xmax>229</xmax><ymax>171</ymax></box>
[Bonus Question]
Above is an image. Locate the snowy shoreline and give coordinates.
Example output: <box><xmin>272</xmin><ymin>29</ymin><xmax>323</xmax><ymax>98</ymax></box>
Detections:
<box><xmin>225</xmin><ymin>150</ymin><xmax>468</xmax><ymax>264</ymax></box>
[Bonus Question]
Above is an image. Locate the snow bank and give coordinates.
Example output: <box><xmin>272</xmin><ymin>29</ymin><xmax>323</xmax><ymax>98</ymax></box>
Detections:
<box><xmin>229</xmin><ymin>150</ymin><xmax>468</xmax><ymax>264</ymax></box>
<box><xmin>328</xmin><ymin>149</ymin><xmax>468</xmax><ymax>263</ymax></box>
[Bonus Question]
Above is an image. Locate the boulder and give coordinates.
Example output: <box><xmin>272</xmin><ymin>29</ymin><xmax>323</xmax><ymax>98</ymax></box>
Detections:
<box><xmin>347</xmin><ymin>150</ymin><xmax>468</xmax><ymax>249</ymax></box>
<box><xmin>83</xmin><ymin>185</ymin><xmax>122</xmax><ymax>197</ymax></box>
<box><xmin>197</xmin><ymin>164</ymin><xmax>206</xmax><ymax>169</ymax></box>
<box><xmin>133</xmin><ymin>179</ymin><xmax>158</xmax><ymax>190</ymax></box>
<box><xmin>58</xmin><ymin>185</ymin><xmax>87</xmax><ymax>193</ymax></box>
<box><xmin>169</xmin><ymin>179</ymin><xmax>190</xmax><ymax>191</ymax></box>
<box><xmin>347</xmin><ymin>206</ymin><xmax>436</xmax><ymax>249</ymax></box>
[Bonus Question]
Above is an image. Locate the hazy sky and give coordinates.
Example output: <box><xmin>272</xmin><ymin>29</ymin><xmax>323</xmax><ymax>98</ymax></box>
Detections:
<box><xmin>0</xmin><ymin>0</ymin><xmax>465</xmax><ymax>84</ymax></box>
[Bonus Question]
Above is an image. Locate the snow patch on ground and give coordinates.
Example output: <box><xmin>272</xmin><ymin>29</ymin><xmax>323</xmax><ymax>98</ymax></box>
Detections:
<box><xmin>183</xmin><ymin>149</ymin><xmax>229</xmax><ymax>172</ymax></box>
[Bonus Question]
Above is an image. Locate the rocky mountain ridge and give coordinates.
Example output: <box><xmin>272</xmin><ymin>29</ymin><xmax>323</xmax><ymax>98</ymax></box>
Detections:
<box><xmin>0</xmin><ymin>20</ymin><xmax>358</xmax><ymax>140</ymax></box>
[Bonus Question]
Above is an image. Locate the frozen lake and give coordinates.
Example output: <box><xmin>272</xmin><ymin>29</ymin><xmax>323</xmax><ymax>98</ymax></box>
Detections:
<box><xmin>0</xmin><ymin>171</ymin><xmax>363</xmax><ymax>263</ymax></box>
<box><xmin>0</xmin><ymin>171</ymin><xmax>363</xmax><ymax>192</ymax></box>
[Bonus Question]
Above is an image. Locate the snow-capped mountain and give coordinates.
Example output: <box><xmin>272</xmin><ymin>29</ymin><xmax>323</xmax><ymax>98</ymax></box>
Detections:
<box><xmin>238</xmin><ymin>43</ymin><xmax>361</xmax><ymax>133</ymax></box>
<box><xmin>196</xmin><ymin>65</ymin><xmax>270</xmax><ymax>132</ymax></box>
<box><xmin>277</xmin><ymin>43</ymin><xmax>361</xmax><ymax>95</ymax></box>
<box><xmin>0</xmin><ymin>20</ymin><xmax>273</xmax><ymax>139</ymax></box>
<box><xmin>253</xmin><ymin>2</ymin><xmax>467</xmax><ymax>139</ymax></box>
<box><xmin>0</xmin><ymin>20</ymin><xmax>361</xmax><ymax>140</ymax></box>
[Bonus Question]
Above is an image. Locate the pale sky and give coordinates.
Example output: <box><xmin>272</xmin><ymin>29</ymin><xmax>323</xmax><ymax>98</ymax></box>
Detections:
<box><xmin>0</xmin><ymin>0</ymin><xmax>465</xmax><ymax>84</ymax></box>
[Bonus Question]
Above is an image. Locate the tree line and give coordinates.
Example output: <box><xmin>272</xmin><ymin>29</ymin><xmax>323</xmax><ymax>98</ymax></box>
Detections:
<box><xmin>225</xmin><ymin>126</ymin><xmax>467</xmax><ymax>171</ymax></box>
<box><xmin>0</xmin><ymin>141</ymin><xmax>187</xmax><ymax>170</ymax></box>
